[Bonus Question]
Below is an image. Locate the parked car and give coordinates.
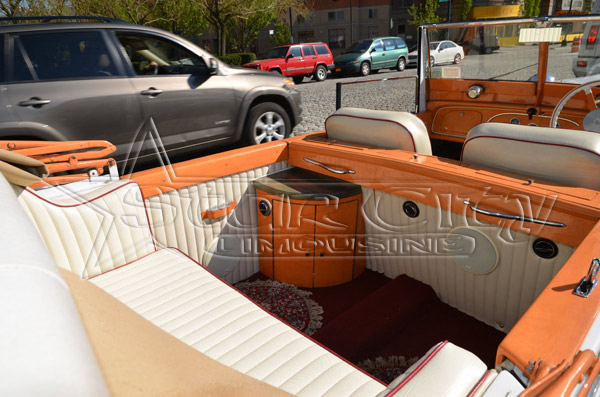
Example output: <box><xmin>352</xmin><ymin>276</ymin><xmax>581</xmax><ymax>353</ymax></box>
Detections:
<box><xmin>242</xmin><ymin>43</ymin><xmax>334</xmax><ymax>84</ymax></box>
<box><xmin>429</xmin><ymin>40</ymin><xmax>464</xmax><ymax>66</ymax></box>
<box><xmin>333</xmin><ymin>36</ymin><xmax>409</xmax><ymax>76</ymax></box>
<box><xmin>0</xmin><ymin>16</ymin><xmax>303</xmax><ymax>167</ymax></box>
<box><xmin>407</xmin><ymin>44</ymin><xmax>418</xmax><ymax>67</ymax></box>
<box><xmin>573</xmin><ymin>24</ymin><xmax>600</xmax><ymax>77</ymax></box>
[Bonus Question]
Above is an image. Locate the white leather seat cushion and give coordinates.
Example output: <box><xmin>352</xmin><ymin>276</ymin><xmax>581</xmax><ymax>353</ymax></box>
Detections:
<box><xmin>377</xmin><ymin>341</ymin><xmax>488</xmax><ymax>397</ymax></box>
<box><xmin>91</xmin><ymin>248</ymin><xmax>386</xmax><ymax>397</ymax></box>
<box><xmin>462</xmin><ymin>123</ymin><xmax>600</xmax><ymax>190</ymax></box>
<box><xmin>18</xmin><ymin>180</ymin><xmax>155</xmax><ymax>278</ymax></box>
<box><xmin>0</xmin><ymin>174</ymin><xmax>108</xmax><ymax>396</ymax></box>
<box><xmin>325</xmin><ymin>107</ymin><xmax>432</xmax><ymax>155</ymax></box>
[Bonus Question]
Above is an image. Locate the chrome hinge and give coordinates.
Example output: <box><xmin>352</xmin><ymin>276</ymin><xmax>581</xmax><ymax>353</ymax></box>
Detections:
<box><xmin>573</xmin><ymin>258</ymin><xmax>600</xmax><ymax>298</ymax></box>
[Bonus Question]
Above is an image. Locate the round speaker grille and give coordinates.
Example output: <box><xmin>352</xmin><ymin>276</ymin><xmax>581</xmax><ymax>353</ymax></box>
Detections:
<box><xmin>403</xmin><ymin>201</ymin><xmax>420</xmax><ymax>218</ymax></box>
<box><xmin>448</xmin><ymin>227</ymin><xmax>498</xmax><ymax>275</ymax></box>
<box><xmin>532</xmin><ymin>238</ymin><xmax>558</xmax><ymax>259</ymax></box>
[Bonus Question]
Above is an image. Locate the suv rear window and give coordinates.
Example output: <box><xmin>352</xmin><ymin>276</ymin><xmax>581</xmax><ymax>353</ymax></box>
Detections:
<box><xmin>12</xmin><ymin>31</ymin><xmax>118</xmax><ymax>81</ymax></box>
<box><xmin>302</xmin><ymin>46</ymin><xmax>315</xmax><ymax>56</ymax></box>
<box><xmin>315</xmin><ymin>45</ymin><xmax>329</xmax><ymax>55</ymax></box>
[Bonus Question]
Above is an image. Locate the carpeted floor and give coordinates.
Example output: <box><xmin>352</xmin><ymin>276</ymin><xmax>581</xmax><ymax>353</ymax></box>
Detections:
<box><xmin>240</xmin><ymin>269</ymin><xmax>505</xmax><ymax>370</ymax></box>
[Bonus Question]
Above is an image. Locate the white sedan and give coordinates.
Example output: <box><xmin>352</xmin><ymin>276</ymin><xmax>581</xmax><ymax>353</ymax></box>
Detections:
<box><xmin>429</xmin><ymin>40</ymin><xmax>464</xmax><ymax>66</ymax></box>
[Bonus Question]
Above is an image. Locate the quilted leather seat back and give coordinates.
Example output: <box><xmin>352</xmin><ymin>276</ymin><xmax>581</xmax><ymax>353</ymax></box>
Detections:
<box><xmin>18</xmin><ymin>180</ymin><xmax>155</xmax><ymax>278</ymax></box>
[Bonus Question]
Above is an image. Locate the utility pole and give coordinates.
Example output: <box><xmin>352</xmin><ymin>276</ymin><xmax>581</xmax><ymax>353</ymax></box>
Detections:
<box><xmin>289</xmin><ymin>7</ymin><xmax>294</xmax><ymax>44</ymax></box>
<box><xmin>350</xmin><ymin>0</ymin><xmax>353</xmax><ymax>44</ymax></box>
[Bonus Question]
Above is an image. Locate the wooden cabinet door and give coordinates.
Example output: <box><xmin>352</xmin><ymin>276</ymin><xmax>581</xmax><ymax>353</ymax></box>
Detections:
<box><xmin>272</xmin><ymin>198</ymin><xmax>316</xmax><ymax>287</ymax></box>
<box><xmin>314</xmin><ymin>199</ymin><xmax>358</xmax><ymax>287</ymax></box>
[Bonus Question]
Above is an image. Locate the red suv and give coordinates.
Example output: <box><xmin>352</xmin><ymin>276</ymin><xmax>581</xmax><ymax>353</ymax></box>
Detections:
<box><xmin>243</xmin><ymin>43</ymin><xmax>334</xmax><ymax>83</ymax></box>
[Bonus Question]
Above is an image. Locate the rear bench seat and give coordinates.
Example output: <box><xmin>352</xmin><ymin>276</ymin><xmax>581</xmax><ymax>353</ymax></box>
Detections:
<box><xmin>16</xmin><ymin>177</ymin><xmax>386</xmax><ymax>396</ymax></box>
<box><xmin>12</xmin><ymin>154</ymin><xmax>493</xmax><ymax>396</ymax></box>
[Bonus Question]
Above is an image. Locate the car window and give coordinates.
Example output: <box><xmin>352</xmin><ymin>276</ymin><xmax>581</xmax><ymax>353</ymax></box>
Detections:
<box><xmin>315</xmin><ymin>45</ymin><xmax>329</xmax><ymax>55</ymax></box>
<box><xmin>440</xmin><ymin>42</ymin><xmax>449</xmax><ymax>50</ymax></box>
<box><xmin>289</xmin><ymin>46</ymin><xmax>302</xmax><ymax>57</ymax></box>
<box><xmin>302</xmin><ymin>45</ymin><xmax>315</xmax><ymax>56</ymax></box>
<box><xmin>383</xmin><ymin>39</ymin><xmax>396</xmax><ymax>51</ymax></box>
<box><xmin>267</xmin><ymin>46</ymin><xmax>289</xmax><ymax>58</ymax></box>
<box><xmin>11</xmin><ymin>31</ymin><xmax>118</xmax><ymax>81</ymax></box>
<box><xmin>372</xmin><ymin>40</ymin><xmax>383</xmax><ymax>52</ymax></box>
<box><xmin>116</xmin><ymin>33</ymin><xmax>207</xmax><ymax>76</ymax></box>
<box><xmin>395</xmin><ymin>38</ymin><xmax>407</xmax><ymax>49</ymax></box>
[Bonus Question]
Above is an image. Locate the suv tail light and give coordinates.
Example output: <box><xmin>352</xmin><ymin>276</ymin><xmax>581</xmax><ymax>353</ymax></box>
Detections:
<box><xmin>587</xmin><ymin>25</ymin><xmax>599</xmax><ymax>48</ymax></box>
<box><xmin>577</xmin><ymin>60</ymin><xmax>588</xmax><ymax>67</ymax></box>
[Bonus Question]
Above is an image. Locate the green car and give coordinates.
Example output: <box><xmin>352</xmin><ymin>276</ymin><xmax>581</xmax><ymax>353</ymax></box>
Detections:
<box><xmin>333</xmin><ymin>37</ymin><xmax>408</xmax><ymax>76</ymax></box>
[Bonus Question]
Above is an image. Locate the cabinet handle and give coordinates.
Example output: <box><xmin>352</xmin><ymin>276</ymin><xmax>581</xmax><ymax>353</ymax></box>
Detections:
<box><xmin>201</xmin><ymin>201</ymin><xmax>237</xmax><ymax>220</ymax></box>
<box><xmin>303</xmin><ymin>157</ymin><xmax>355</xmax><ymax>174</ymax></box>
<box><xmin>464</xmin><ymin>200</ymin><xmax>566</xmax><ymax>227</ymax></box>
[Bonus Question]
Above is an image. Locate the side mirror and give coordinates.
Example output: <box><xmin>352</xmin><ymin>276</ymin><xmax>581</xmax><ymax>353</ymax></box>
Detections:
<box><xmin>286</xmin><ymin>53</ymin><xmax>294</xmax><ymax>59</ymax></box>
<box><xmin>208</xmin><ymin>58</ymin><xmax>218</xmax><ymax>74</ymax></box>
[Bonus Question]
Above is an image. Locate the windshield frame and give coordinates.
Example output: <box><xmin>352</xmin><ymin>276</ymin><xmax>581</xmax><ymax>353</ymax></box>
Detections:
<box><xmin>416</xmin><ymin>15</ymin><xmax>600</xmax><ymax>112</ymax></box>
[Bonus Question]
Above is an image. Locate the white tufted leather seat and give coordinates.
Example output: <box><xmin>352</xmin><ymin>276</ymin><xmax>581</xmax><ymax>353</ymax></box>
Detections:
<box><xmin>376</xmin><ymin>341</ymin><xmax>494</xmax><ymax>397</ymax></box>
<box><xmin>17</xmin><ymin>179</ymin><xmax>387</xmax><ymax>396</ymax></box>
<box><xmin>325</xmin><ymin>107</ymin><xmax>432</xmax><ymax>155</ymax></box>
<box><xmin>462</xmin><ymin>123</ymin><xmax>600</xmax><ymax>190</ymax></box>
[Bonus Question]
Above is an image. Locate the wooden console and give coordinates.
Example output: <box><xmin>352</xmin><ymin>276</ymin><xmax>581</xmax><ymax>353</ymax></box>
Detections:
<box><xmin>254</xmin><ymin>167</ymin><xmax>365</xmax><ymax>287</ymax></box>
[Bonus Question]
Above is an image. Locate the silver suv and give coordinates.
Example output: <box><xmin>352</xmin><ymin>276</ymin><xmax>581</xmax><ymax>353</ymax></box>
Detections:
<box><xmin>0</xmin><ymin>17</ymin><xmax>302</xmax><ymax>166</ymax></box>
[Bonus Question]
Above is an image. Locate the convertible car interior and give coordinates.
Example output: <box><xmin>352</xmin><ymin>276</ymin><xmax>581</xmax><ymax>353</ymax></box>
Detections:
<box><xmin>3</xmin><ymin>15</ymin><xmax>600</xmax><ymax>397</ymax></box>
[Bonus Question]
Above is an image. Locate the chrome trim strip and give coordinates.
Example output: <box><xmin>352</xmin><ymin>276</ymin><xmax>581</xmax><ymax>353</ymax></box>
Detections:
<box><xmin>303</xmin><ymin>157</ymin><xmax>356</xmax><ymax>174</ymax></box>
<box><xmin>464</xmin><ymin>200</ymin><xmax>566</xmax><ymax>227</ymax></box>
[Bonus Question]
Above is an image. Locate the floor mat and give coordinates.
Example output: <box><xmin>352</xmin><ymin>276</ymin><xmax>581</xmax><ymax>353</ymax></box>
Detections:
<box><xmin>235</xmin><ymin>279</ymin><xmax>324</xmax><ymax>335</ymax></box>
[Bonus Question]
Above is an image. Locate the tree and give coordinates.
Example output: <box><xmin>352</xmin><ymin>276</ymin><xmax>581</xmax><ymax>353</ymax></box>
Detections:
<box><xmin>0</xmin><ymin>0</ymin><xmax>27</xmax><ymax>17</ymax></box>
<box><xmin>408</xmin><ymin>0</ymin><xmax>442</xmax><ymax>27</ymax></box>
<box><xmin>269</xmin><ymin>20</ymin><xmax>290</xmax><ymax>47</ymax></box>
<box><xmin>198</xmin><ymin>0</ymin><xmax>308</xmax><ymax>56</ymax></box>
<box><xmin>458</xmin><ymin>0</ymin><xmax>472</xmax><ymax>21</ymax></box>
<box><xmin>522</xmin><ymin>0</ymin><xmax>541</xmax><ymax>17</ymax></box>
<box><xmin>227</xmin><ymin>10</ymin><xmax>272</xmax><ymax>53</ymax></box>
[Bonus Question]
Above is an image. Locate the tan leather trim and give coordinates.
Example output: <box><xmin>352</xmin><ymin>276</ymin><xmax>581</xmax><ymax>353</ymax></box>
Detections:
<box><xmin>60</xmin><ymin>269</ymin><xmax>290</xmax><ymax>396</ymax></box>
<box><xmin>0</xmin><ymin>149</ymin><xmax>48</xmax><ymax>187</ymax></box>
<box><xmin>497</xmin><ymin>219</ymin><xmax>600</xmax><ymax>375</ymax></box>
<box><xmin>289</xmin><ymin>135</ymin><xmax>600</xmax><ymax>247</ymax></box>
<box><xmin>127</xmin><ymin>140</ymin><xmax>289</xmax><ymax>197</ymax></box>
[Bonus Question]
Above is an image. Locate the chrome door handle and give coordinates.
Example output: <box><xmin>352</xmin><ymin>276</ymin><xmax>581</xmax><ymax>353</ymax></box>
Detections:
<box><xmin>464</xmin><ymin>200</ymin><xmax>566</xmax><ymax>227</ymax></box>
<box><xmin>141</xmin><ymin>88</ymin><xmax>163</xmax><ymax>96</ymax></box>
<box><xmin>18</xmin><ymin>98</ymin><xmax>51</xmax><ymax>107</ymax></box>
<box><xmin>303</xmin><ymin>157</ymin><xmax>355</xmax><ymax>174</ymax></box>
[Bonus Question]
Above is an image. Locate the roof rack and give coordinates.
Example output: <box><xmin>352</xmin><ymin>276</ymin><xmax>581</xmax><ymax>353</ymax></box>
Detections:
<box><xmin>0</xmin><ymin>16</ymin><xmax>126</xmax><ymax>24</ymax></box>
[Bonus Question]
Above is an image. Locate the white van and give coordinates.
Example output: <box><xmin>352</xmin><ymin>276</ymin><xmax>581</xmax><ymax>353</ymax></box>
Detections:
<box><xmin>572</xmin><ymin>0</ymin><xmax>600</xmax><ymax>76</ymax></box>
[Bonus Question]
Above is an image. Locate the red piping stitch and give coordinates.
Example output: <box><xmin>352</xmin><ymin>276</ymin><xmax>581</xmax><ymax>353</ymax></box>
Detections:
<box><xmin>385</xmin><ymin>340</ymin><xmax>449</xmax><ymax>396</ymax></box>
<box><xmin>467</xmin><ymin>370</ymin><xmax>491</xmax><ymax>397</ymax></box>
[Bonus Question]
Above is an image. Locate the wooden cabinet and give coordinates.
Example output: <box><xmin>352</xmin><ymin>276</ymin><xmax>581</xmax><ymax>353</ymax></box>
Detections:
<box><xmin>254</xmin><ymin>168</ymin><xmax>364</xmax><ymax>288</ymax></box>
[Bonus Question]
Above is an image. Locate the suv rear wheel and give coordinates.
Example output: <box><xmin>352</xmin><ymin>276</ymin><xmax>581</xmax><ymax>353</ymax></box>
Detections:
<box><xmin>314</xmin><ymin>65</ymin><xmax>327</xmax><ymax>81</ymax></box>
<box><xmin>244</xmin><ymin>103</ymin><xmax>291</xmax><ymax>145</ymax></box>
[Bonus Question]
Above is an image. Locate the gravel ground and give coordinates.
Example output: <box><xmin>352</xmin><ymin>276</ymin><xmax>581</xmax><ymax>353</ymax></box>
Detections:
<box><xmin>291</xmin><ymin>68</ymin><xmax>418</xmax><ymax>136</ymax></box>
